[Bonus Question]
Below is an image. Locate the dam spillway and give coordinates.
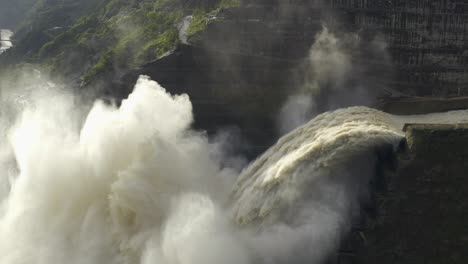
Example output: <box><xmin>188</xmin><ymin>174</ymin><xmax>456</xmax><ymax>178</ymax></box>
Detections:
<box><xmin>230</xmin><ymin>107</ymin><xmax>468</xmax><ymax>264</ymax></box>
<box><xmin>353</xmin><ymin>123</ymin><xmax>468</xmax><ymax>264</ymax></box>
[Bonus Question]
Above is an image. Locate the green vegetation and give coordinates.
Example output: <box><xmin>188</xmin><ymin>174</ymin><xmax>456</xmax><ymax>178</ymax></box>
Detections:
<box><xmin>218</xmin><ymin>0</ymin><xmax>240</xmax><ymax>8</ymax></box>
<box><xmin>137</xmin><ymin>28</ymin><xmax>179</xmax><ymax>61</ymax></box>
<box><xmin>82</xmin><ymin>50</ymin><xmax>114</xmax><ymax>83</ymax></box>
<box><xmin>186</xmin><ymin>0</ymin><xmax>240</xmax><ymax>37</ymax></box>
<box><xmin>186</xmin><ymin>8</ymin><xmax>210</xmax><ymax>37</ymax></box>
<box><xmin>38</xmin><ymin>15</ymin><xmax>99</xmax><ymax>60</ymax></box>
<box><xmin>1</xmin><ymin>0</ymin><xmax>241</xmax><ymax>85</ymax></box>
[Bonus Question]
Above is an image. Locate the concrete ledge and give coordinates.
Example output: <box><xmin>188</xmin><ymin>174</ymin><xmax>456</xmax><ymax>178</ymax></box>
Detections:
<box><xmin>379</xmin><ymin>96</ymin><xmax>468</xmax><ymax>115</ymax></box>
<box><xmin>405</xmin><ymin>123</ymin><xmax>468</xmax><ymax>156</ymax></box>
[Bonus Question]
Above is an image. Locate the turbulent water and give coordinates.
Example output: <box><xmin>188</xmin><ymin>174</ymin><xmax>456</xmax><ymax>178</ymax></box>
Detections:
<box><xmin>1</xmin><ymin>75</ymin><xmax>468</xmax><ymax>264</ymax></box>
<box><xmin>0</xmin><ymin>29</ymin><xmax>13</xmax><ymax>54</ymax></box>
<box><xmin>230</xmin><ymin>107</ymin><xmax>406</xmax><ymax>263</ymax></box>
<box><xmin>232</xmin><ymin>107</ymin><xmax>468</xmax><ymax>226</ymax></box>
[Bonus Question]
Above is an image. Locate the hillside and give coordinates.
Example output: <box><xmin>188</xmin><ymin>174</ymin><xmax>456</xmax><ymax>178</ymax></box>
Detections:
<box><xmin>0</xmin><ymin>0</ymin><xmax>239</xmax><ymax>85</ymax></box>
<box><xmin>4</xmin><ymin>0</ymin><xmax>468</xmax><ymax>155</ymax></box>
<box><xmin>3</xmin><ymin>1</ymin><xmax>468</xmax><ymax>95</ymax></box>
<box><xmin>2</xmin><ymin>1</ymin><xmax>468</xmax><ymax>263</ymax></box>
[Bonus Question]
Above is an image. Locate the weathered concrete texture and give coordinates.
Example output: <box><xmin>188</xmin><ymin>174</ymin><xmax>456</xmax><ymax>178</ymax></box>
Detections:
<box><xmin>378</xmin><ymin>96</ymin><xmax>468</xmax><ymax>115</ymax></box>
<box><xmin>331</xmin><ymin>0</ymin><xmax>468</xmax><ymax>96</ymax></box>
<box><xmin>355</xmin><ymin>124</ymin><xmax>468</xmax><ymax>264</ymax></box>
<box><xmin>239</xmin><ymin>0</ymin><xmax>468</xmax><ymax>96</ymax></box>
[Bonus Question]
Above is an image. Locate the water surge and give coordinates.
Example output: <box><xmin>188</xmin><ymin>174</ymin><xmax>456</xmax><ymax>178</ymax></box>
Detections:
<box><xmin>1</xmin><ymin>75</ymin><xmax>468</xmax><ymax>264</ymax></box>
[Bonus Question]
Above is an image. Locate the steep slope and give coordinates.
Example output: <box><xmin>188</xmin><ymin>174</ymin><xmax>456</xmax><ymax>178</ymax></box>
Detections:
<box><xmin>0</xmin><ymin>0</ymin><xmax>239</xmax><ymax>85</ymax></box>
<box><xmin>3</xmin><ymin>0</ymin><xmax>468</xmax><ymax>153</ymax></box>
<box><xmin>117</xmin><ymin>1</ymin><xmax>392</xmax><ymax>155</ymax></box>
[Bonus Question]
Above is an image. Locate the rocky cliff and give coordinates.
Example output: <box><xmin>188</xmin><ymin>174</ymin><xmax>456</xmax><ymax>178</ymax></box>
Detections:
<box><xmin>118</xmin><ymin>3</ymin><xmax>468</xmax><ymax>260</ymax></box>
<box><xmin>2</xmin><ymin>1</ymin><xmax>468</xmax><ymax>263</ymax></box>
<box><xmin>117</xmin><ymin>0</ymin><xmax>468</xmax><ymax>154</ymax></box>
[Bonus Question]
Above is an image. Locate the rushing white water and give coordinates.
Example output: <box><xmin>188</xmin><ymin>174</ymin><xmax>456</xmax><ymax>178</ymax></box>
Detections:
<box><xmin>232</xmin><ymin>107</ymin><xmax>468</xmax><ymax>225</ymax></box>
<box><xmin>230</xmin><ymin>107</ymin><xmax>468</xmax><ymax>263</ymax></box>
<box><xmin>0</xmin><ymin>76</ymin><xmax>245</xmax><ymax>264</ymax></box>
<box><xmin>1</xmin><ymin>74</ymin><xmax>468</xmax><ymax>264</ymax></box>
<box><xmin>0</xmin><ymin>29</ymin><xmax>13</xmax><ymax>54</ymax></box>
<box><xmin>230</xmin><ymin>107</ymin><xmax>404</xmax><ymax>263</ymax></box>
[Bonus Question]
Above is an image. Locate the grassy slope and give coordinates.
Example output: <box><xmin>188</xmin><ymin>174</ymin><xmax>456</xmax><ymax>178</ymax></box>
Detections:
<box><xmin>1</xmin><ymin>0</ymin><xmax>240</xmax><ymax>85</ymax></box>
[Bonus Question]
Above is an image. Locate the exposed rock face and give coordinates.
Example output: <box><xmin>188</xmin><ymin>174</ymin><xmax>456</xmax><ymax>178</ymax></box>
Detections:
<box><xmin>118</xmin><ymin>0</ymin><xmax>468</xmax><ymax>154</ymax></box>
<box><xmin>117</xmin><ymin>1</ymin><xmax>376</xmax><ymax>154</ymax></box>
<box><xmin>117</xmin><ymin>4</ymin><xmax>327</xmax><ymax>156</ymax></box>
<box><xmin>114</xmin><ymin>2</ymin><xmax>468</xmax><ymax>262</ymax></box>
<box><xmin>118</xmin><ymin>44</ymin><xmax>291</xmax><ymax>157</ymax></box>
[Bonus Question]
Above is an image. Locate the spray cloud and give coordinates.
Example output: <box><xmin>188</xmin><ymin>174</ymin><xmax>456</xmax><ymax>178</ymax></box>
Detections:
<box><xmin>278</xmin><ymin>26</ymin><xmax>391</xmax><ymax>134</ymax></box>
<box><xmin>2</xmin><ymin>70</ymin><xmax>468</xmax><ymax>264</ymax></box>
<box><xmin>0</xmin><ymin>75</ymin><xmax>250</xmax><ymax>264</ymax></box>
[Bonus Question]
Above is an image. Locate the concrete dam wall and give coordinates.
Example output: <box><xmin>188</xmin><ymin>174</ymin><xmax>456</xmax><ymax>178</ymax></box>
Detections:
<box><xmin>352</xmin><ymin>123</ymin><xmax>468</xmax><ymax>264</ymax></box>
<box><xmin>331</xmin><ymin>0</ymin><xmax>468</xmax><ymax>96</ymax></box>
